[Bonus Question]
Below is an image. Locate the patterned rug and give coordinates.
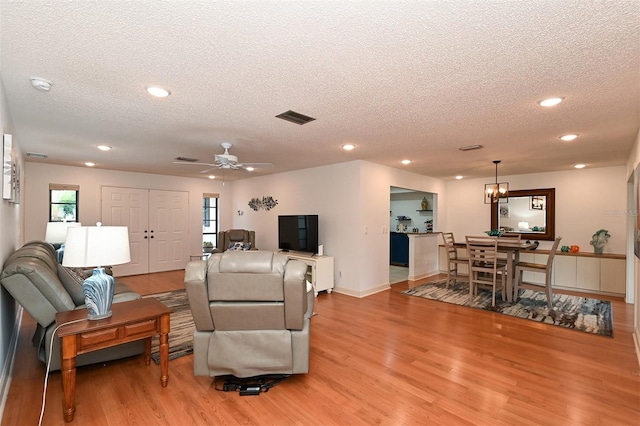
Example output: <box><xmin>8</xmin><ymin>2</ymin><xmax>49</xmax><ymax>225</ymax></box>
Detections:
<box><xmin>402</xmin><ymin>280</ymin><xmax>613</xmax><ymax>337</ymax></box>
<box><xmin>144</xmin><ymin>290</ymin><xmax>195</xmax><ymax>363</ymax></box>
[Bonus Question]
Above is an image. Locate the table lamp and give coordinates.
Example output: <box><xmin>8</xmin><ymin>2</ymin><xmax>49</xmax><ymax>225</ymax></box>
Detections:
<box><xmin>518</xmin><ymin>222</ymin><xmax>530</xmax><ymax>231</ymax></box>
<box><xmin>62</xmin><ymin>223</ymin><xmax>131</xmax><ymax>320</ymax></box>
<box><xmin>45</xmin><ymin>221</ymin><xmax>81</xmax><ymax>246</ymax></box>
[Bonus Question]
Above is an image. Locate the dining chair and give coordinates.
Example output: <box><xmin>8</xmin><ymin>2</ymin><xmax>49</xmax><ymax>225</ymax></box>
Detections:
<box><xmin>442</xmin><ymin>232</ymin><xmax>468</xmax><ymax>288</ymax></box>
<box><xmin>496</xmin><ymin>233</ymin><xmax>522</xmax><ymax>266</ymax></box>
<box><xmin>465</xmin><ymin>236</ymin><xmax>507</xmax><ymax>307</ymax></box>
<box><xmin>513</xmin><ymin>237</ymin><xmax>562</xmax><ymax>309</ymax></box>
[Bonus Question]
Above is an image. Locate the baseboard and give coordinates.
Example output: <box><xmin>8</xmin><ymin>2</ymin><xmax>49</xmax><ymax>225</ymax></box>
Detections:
<box><xmin>408</xmin><ymin>270</ymin><xmax>440</xmax><ymax>281</ymax></box>
<box><xmin>633</xmin><ymin>327</ymin><xmax>640</xmax><ymax>369</ymax></box>
<box><xmin>0</xmin><ymin>305</ymin><xmax>22</xmax><ymax>421</ymax></box>
<box><xmin>333</xmin><ymin>283</ymin><xmax>390</xmax><ymax>298</ymax></box>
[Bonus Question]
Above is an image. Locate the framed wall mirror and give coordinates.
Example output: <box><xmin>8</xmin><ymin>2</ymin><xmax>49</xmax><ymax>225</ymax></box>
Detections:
<box><xmin>491</xmin><ymin>188</ymin><xmax>555</xmax><ymax>241</ymax></box>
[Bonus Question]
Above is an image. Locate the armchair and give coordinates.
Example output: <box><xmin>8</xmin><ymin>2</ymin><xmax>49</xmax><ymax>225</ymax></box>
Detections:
<box><xmin>184</xmin><ymin>250</ymin><xmax>313</xmax><ymax>378</ymax></box>
<box><xmin>213</xmin><ymin>229</ymin><xmax>257</xmax><ymax>253</ymax></box>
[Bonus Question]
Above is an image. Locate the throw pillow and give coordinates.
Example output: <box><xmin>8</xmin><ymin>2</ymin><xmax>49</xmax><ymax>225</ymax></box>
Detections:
<box><xmin>227</xmin><ymin>242</ymin><xmax>252</xmax><ymax>251</ymax></box>
<box><xmin>56</xmin><ymin>264</ymin><xmax>86</xmax><ymax>305</ymax></box>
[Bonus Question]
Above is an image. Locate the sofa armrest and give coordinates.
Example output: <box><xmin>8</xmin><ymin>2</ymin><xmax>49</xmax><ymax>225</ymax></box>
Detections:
<box><xmin>283</xmin><ymin>260</ymin><xmax>308</xmax><ymax>330</ymax></box>
<box><xmin>184</xmin><ymin>260</ymin><xmax>215</xmax><ymax>331</ymax></box>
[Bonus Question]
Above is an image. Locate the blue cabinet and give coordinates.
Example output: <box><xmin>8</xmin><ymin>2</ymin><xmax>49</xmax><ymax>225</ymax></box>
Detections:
<box><xmin>390</xmin><ymin>232</ymin><xmax>409</xmax><ymax>266</ymax></box>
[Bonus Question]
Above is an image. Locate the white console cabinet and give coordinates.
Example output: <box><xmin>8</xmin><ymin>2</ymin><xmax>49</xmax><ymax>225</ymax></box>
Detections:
<box><xmin>284</xmin><ymin>252</ymin><xmax>334</xmax><ymax>296</ymax></box>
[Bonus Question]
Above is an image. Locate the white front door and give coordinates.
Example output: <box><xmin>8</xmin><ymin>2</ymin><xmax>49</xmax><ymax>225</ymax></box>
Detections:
<box><xmin>148</xmin><ymin>190</ymin><xmax>190</xmax><ymax>273</ymax></box>
<box><xmin>101</xmin><ymin>187</ymin><xmax>190</xmax><ymax>276</ymax></box>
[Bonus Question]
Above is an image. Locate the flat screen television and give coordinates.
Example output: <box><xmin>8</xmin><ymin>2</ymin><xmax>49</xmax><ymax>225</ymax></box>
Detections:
<box><xmin>278</xmin><ymin>215</ymin><xmax>319</xmax><ymax>254</ymax></box>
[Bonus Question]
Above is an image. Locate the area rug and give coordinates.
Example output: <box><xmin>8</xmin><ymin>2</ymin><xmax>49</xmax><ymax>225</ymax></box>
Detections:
<box><xmin>144</xmin><ymin>290</ymin><xmax>195</xmax><ymax>363</ymax></box>
<box><xmin>402</xmin><ymin>280</ymin><xmax>613</xmax><ymax>337</ymax></box>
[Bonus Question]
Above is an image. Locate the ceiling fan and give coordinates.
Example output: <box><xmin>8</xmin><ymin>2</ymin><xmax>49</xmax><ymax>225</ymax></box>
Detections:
<box><xmin>174</xmin><ymin>142</ymin><xmax>273</xmax><ymax>173</ymax></box>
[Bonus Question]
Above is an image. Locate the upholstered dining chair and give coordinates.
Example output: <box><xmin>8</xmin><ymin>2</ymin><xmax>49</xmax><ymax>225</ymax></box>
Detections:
<box><xmin>514</xmin><ymin>237</ymin><xmax>562</xmax><ymax>309</ymax></box>
<box><xmin>466</xmin><ymin>235</ymin><xmax>507</xmax><ymax>307</ymax></box>
<box><xmin>442</xmin><ymin>232</ymin><xmax>468</xmax><ymax>288</ymax></box>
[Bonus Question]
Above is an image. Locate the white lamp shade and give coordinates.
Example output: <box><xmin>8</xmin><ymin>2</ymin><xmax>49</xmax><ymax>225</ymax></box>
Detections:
<box><xmin>45</xmin><ymin>222</ymin><xmax>81</xmax><ymax>244</ymax></box>
<box><xmin>62</xmin><ymin>226</ymin><xmax>131</xmax><ymax>267</ymax></box>
<box><xmin>518</xmin><ymin>222</ymin><xmax>530</xmax><ymax>230</ymax></box>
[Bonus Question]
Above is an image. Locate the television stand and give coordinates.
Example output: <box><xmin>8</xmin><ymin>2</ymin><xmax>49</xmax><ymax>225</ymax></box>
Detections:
<box><xmin>284</xmin><ymin>251</ymin><xmax>334</xmax><ymax>296</ymax></box>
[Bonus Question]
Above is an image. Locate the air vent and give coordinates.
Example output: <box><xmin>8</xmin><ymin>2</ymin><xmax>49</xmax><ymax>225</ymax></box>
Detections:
<box><xmin>175</xmin><ymin>156</ymin><xmax>198</xmax><ymax>162</ymax></box>
<box><xmin>458</xmin><ymin>144</ymin><xmax>483</xmax><ymax>151</ymax></box>
<box><xmin>26</xmin><ymin>152</ymin><xmax>48</xmax><ymax>159</ymax></box>
<box><xmin>275</xmin><ymin>110</ymin><xmax>316</xmax><ymax>125</ymax></box>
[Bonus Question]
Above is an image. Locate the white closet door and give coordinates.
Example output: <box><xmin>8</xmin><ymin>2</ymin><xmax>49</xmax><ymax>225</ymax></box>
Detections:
<box><xmin>101</xmin><ymin>187</ymin><xmax>150</xmax><ymax>276</ymax></box>
<box><xmin>148</xmin><ymin>190</ymin><xmax>190</xmax><ymax>273</ymax></box>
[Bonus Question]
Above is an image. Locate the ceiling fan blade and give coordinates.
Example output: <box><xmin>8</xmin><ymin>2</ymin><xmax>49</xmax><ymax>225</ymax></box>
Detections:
<box><xmin>242</xmin><ymin>162</ymin><xmax>274</xmax><ymax>168</ymax></box>
<box><xmin>199</xmin><ymin>167</ymin><xmax>219</xmax><ymax>174</ymax></box>
<box><xmin>173</xmin><ymin>161</ymin><xmax>217</xmax><ymax>166</ymax></box>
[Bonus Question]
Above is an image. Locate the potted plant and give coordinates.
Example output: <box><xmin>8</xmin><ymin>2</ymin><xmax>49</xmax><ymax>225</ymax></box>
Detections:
<box><xmin>203</xmin><ymin>241</ymin><xmax>214</xmax><ymax>253</ymax></box>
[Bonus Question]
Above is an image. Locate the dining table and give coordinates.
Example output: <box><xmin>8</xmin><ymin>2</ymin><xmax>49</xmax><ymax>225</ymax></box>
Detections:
<box><xmin>454</xmin><ymin>238</ymin><xmax>537</xmax><ymax>302</ymax></box>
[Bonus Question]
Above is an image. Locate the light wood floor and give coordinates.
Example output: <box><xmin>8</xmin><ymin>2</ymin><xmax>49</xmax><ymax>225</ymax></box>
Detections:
<box><xmin>3</xmin><ymin>271</ymin><xmax>639</xmax><ymax>425</ymax></box>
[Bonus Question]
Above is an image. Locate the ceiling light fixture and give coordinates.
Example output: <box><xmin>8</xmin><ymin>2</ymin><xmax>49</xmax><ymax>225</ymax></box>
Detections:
<box><xmin>401</xmin><ymin>159</ymin><xmax>411</xmax><ymax>165</ymax></box>
<box><xmin>30</xmin><ymin>77</ymin><xmax>53</xmax><ymax>92</ymax></box>
<box><xmin>455</xmin><ymin>175</ymin><xmax>463</xmax><ymax>180</ymax></box>
<box><xmin>146</xmin><ymin>86</ymin><xmax>171</xmax><ymax>98</ymax></box>
<box><xmin>484</xmin><ymin>160</ymin><xmax>509</xmax><ymax>204</ymax></box>
<box><xmin>559</xmin><ymin>134</ymin><xmax>578</xmax><ymax>141</ymax></box>
<box><xmin>85</xmin><ymin>162</ymin><xmax>96</xmax><ymax>167</ymax></box>
<box><xmin>97</xmin><ymin>145</ymin><xmax>112</xmax><ymax>151</ymax></box>
<box><xmin>208</xmin><ymin>175</ymin><xmax>216</xmax><ymax>179</ymax></box>
<box><xmin>538</xmin><ymin>97</ymin><xmax>564</xmax><ymax>107</ymax></box>
<box><xmin>574</xmin><ymin>164</ymin><xmax>586</xmax><ymax>169</ymax></box>
<box><xmin>342</xmin><ymin>144</ymin><xmax>356</xmax><ymax>151</ymax></box>
<box><xmin>245</xmin><ymin>167</ymin><xmax>255</xmax><ymax>172</ymax></box>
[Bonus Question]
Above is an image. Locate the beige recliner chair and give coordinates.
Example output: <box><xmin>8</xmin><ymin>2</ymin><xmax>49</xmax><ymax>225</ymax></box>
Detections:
<box><xmin>213</xmin><ymin>229</ymin><xmax>257</xmax><ymax>253</ymax></box>
<box><xmin>184</xmin><ymin>250</ymin><xmax>313</xmax><ymax>378</ymax></box>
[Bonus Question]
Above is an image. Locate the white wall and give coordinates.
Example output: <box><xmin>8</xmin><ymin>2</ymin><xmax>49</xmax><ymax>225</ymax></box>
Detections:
<box><xmin>625</xmin><ymin>128</ymin><xmax>640</xmax><ymax>365</ymax></box>
<box><xmin>446</xmin><ymin>166</ymin><xmax>627</xmax><ymax>254</ymax></box>
<box><xmin>23</xmin><ymin>163</ymin><xmax>231</xmax><ymax>258</ymax></box>
<box><xmin>0</xmin><ymin>77</ymin><xmax>23</xmax><ymax>417</ymax></box>
<box><xmin>231</xmin><ymin>160</ymin><xmax>447</xmax><ymax>297</ymax></box>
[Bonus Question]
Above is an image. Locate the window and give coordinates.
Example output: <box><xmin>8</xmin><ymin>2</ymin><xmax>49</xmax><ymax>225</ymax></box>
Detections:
<box><xmin>203</xmin><ymin>193</ymin><xmax>218</xmax><ymax>248</ymax></box>
<box><xmin>50</xmin><ymin>184</ymin><xmax>79</xmax><ymax>222</ymax></box>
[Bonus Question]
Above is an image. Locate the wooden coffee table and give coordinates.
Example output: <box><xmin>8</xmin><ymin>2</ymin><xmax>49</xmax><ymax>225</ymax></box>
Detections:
<box><xmin>55</xmin><ymin>298</ymin><xmax>173</xmax><ymax>422</ymax></box>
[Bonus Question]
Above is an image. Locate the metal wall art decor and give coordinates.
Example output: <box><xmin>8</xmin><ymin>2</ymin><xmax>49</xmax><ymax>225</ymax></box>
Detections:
<box><xmin>3</xmin><ymin>134</ymin><xmax>13</xmax><ymax>200</ymax></box>
<box><xmin>248</xmin><ymin>196</ymin><xmax>278</xmax><ymax>211</ymax></box>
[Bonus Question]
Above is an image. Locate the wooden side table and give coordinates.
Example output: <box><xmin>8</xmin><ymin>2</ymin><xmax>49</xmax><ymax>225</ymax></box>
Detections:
<box><xmin>55</xmin><ymin>298</ymin><xmax>172</xmax><ymax>422</ymax></box>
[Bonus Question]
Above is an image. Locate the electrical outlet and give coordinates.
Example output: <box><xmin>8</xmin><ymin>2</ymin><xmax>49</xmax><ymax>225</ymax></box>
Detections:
<box><xmin>364</xmin><ymin>226</ymin><xmax>368</xmax><ymax>235</ymax></box>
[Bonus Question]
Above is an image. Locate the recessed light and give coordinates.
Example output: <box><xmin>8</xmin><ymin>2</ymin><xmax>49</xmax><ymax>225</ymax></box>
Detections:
<box><xmin>401</xmin><ymin>159</ymin><xmax>411</xmax><ymax>165</ymax></box>
<box><xmin>245</xmin><ymin>167</ymin><xmax>255</xmax><ymax>172</ymax></box>
<box><xmin>208</xmin><ymin>175</ymin><xmax>216</xmax><ymax>180</ymax></box>
<box><xmin>342</xmin><ymin>144</ymin><xmax>356</xmax><ymax>151</ymax></box>
<box><xmin>146</xmin><ymin>86</ymin><xmax>171</xmax><ymax>97</ymax></box>
<box><xmin>97</xmin><ymin>145</ymin><xmax>112</xmax><ymax>151</ymax></box>
<box><xmin>559</xmin><ymin>134</ymin><xmax>578</xmax><ymax>141</ymax></box>
<box><xmin>455</xmin><ymin>175</ymin><xmax>463</xmax><ymax>180</ymax></box>
<box><xmin>85</xmin><ymin>162</ymin><xmax>96</xmax><ymax>167</ymax></box>
<box><xmin>538</xmin><ymin>97</ymin><xmax>564</xmax><ymax>107</ymax></box>
<box><xmin>30</xmin><ymin>77</ymin><xmax>52</xmax><ymax>91</ymax></box>
<box><xmin>574</xmin><ymin>164</ymin><xmax>586</xmax><ymax>169</ymax></box>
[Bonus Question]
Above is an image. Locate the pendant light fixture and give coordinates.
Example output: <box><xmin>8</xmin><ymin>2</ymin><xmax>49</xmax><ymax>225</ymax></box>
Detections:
<box><xmin>484</xmin><ymin>160</ymin><xmax>509</xmax><ymax>204</ymax></box>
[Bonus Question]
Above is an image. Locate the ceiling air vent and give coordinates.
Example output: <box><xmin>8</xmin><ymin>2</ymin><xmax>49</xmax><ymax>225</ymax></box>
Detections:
<box><xmin>275</xmin><ymin>110</ymin><xmax>316</xmax><ymax>125</ymax></box>
<box><xmin>458</xmin><ymin>144</ymin><xmax>483</xmax><ymax>151</ymax></box>
<box><xmin>26</xmin><ymin>152</ymin><xmax>48</xmax><ymax>159</ymax></box>
<box><xmin>175</xmin><ymin>156</ymin><xmax>198</xmax><ymax>162</ymax></box>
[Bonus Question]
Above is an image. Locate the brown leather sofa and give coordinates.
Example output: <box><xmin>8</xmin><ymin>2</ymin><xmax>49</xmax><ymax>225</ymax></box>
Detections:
<box><xmin>0</xmin><ymin>241</ymin><xmax>144</xmax><ymax>371</ymax></box>
<box><xmin>213</xmin><ymin>229</ymin><xmax>257</xmax><ymax>253</ymax></box>
<box><xmin>184</xmin><ymin>250</ymin><xmax>313</xmax><ymax>378</ymax></box>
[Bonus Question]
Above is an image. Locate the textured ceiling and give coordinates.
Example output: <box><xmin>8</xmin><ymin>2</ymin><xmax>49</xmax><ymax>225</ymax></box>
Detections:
<box><xmin>0</xmin><ymin>1</ymin><xmax>638</xmax><ymax>181</ymax></box>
